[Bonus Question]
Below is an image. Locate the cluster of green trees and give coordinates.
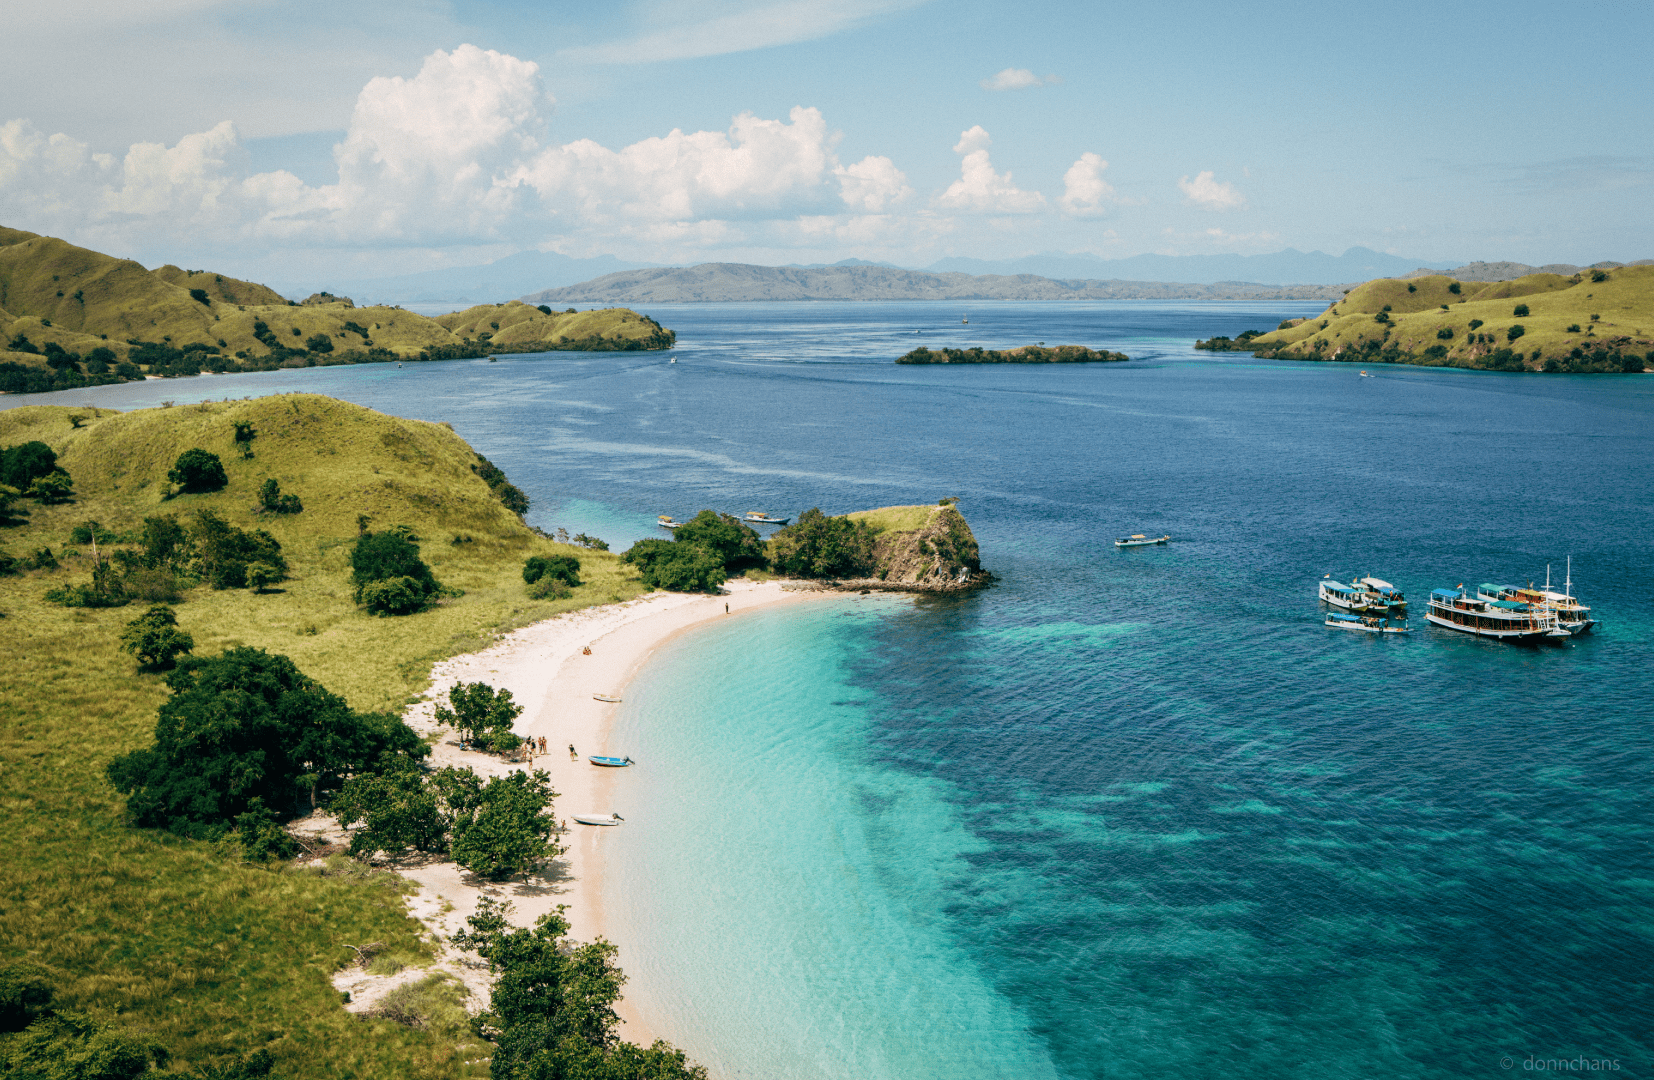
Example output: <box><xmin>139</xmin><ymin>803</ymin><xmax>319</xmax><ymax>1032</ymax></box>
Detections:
<box><xmin>350</xmin><ymin>528</ymin><xmax>443</xmax><ymax>616</ymax></box>
<box><xmin>45</xmin><ymin>508</ymin><xmax>287</xmax><ymax>608</ymax></box>
<box><xmin>472</xmin><ymin>454</ymin><xmax>530</xmax><ymax>515</ymax></box>
<box><xmin>106</xmin><ymin>647</ymin><xmax>426</xmax><ymax>853</ymax></box>
<box><xmin>256</xmin><ymin>478</ymin><xmax>301</xmax><ymax>515</ymax></box>
<box><xmin>0</xmin><ymin>335</ymin><xmax>143</xmax><ymax>392</ymax></box>
<box><xmin>1</xmin><ymin>440</ymin><xmax>74</xmax><ymax>506</ymax></box>
<box><xmin>897</xmin><ymin>344</ymin><xmax>1128</xmax><ymax>364</ymax></box>
<box><xmin>615</xmin><ymin>508</ymin><xmax>881</xmax><ymax>593</ymax></box>
<box><xmin>452</xmin><ymin>899</ymin><xmax>707</xmax><ymax>1080</ymax></box>
<box><xmin>522</xmin><ymin>554</ymin><xmax>580</xmax><ymax>599</ymax></box>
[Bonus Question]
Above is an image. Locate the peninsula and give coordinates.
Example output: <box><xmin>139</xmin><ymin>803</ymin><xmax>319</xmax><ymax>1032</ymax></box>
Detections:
<box><xmin>0</xmin><ymin>227</ymin><xmax>675</xmax><ymax>395</ymax></box>
<box><xmin>1198</xmin><ymin>264</ymin><xmax>1653</xmax><ymax>373</ymax></box>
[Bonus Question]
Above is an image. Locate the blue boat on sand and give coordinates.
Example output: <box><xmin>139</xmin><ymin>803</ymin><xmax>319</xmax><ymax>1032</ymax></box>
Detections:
<box><xmin>589</xmin><ymin>755</ymin><xmax>635</xmax><ymax>767</ymax></box>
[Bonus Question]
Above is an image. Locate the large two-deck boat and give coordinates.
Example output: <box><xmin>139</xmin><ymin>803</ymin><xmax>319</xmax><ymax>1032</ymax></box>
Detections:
<box><xmin>1477</xmin><ymin>562</ymin><xmax>1595</xmax><ymax>636</ymax></box>
<box><xmin>1425</xmin><ymin>588</ymin><xmax>1568</xmax><ymax>642</ymax></box>
<box><xmin>1358</xmin><ymin>577</ymin><xmax>1407</xmax><ymax>609</ymax></box>
<box><xmin>1319</xmin><ymin>577</ymin><xmax>1379</xmax><ymax>611</ymax></box>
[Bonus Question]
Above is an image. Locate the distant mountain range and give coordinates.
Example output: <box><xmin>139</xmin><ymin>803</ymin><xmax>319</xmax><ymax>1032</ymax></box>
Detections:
<box><xmin>282</xmin><ymin>249</ymin><xmax>655</xmax><ymax>305</ymax></box>
<box><xmin>919</xmin><ymin>247</ymin><xmax>1458</xmax><ymax>286</ymax></box>
<box><xmin>522</xmin><ymin>264</ymin><xmax>1348</xmax><ymax>305</ymax></box>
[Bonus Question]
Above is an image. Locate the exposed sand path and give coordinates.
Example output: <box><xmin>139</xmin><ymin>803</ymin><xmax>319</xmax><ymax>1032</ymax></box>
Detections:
<box><xmin>318</xmin><ymin>579</ymin><xmax>829</xmax><ymax>1045</ymax></box>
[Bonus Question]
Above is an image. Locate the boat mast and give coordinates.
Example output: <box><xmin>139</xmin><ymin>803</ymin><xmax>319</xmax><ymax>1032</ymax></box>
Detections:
<box><xmin>1565</xmin><ymin>556</ymin><xmax>1573</xmax><ymax>600</ymax></box>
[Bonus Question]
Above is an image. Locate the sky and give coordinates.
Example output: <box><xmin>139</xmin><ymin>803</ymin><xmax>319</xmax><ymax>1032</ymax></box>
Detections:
<box><xmin>2</xmin><ymin>0</ymin><xmax>1651</xmax><ymax>284</ymax></box>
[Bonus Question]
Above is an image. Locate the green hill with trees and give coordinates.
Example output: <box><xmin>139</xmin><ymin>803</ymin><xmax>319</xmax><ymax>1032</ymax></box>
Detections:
<box><xmin>0</xmin><ymin>395</ymin><xmax>665</xmax><ymax>1078</ymax></box>
<box><xmin>0</xmin><ymin>228</ymin><xmax>676</xmax><ymax>395</ymax></box>
<box><xmin>1198</xmin><ymin>264</ymin><xmax>1654</xmax><ymax>373</ymax></box>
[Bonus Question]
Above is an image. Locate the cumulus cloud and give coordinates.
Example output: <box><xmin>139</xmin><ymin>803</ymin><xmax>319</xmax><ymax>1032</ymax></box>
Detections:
<box><xmin>979</xmin><ymin>68</ymin><xmax>1060</xmax><ymax>91</ymax></box>
<box><xmin>1177</xmin><ymin>169</ymin><xmax>1245</xmax><ymax>210</ymax></box>
<box><xmin>937</xmin><ymin>126</ymin><xmax>1045</xmax><ymax>214</ymax></box>
<box><xmin>0</xmin><ymin>44</ymin><xmax>915</xmax><ymax>256</ymax></box>
<box><xmin>1059</xmin><ymin>152</ymin><xmax>1115</xmax><ymax>216</ymax></box>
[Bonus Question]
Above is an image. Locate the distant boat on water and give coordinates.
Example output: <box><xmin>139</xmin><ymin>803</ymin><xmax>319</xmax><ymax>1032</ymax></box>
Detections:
<box><xmin>743</xmin><ymin>511</ymin><xmax>790</xmax><ymax>525</ymax></box>
<box><xmin>1426</xmin><ymin>587</ymin><xmax>1568</xmax><ymax>642</ymax></box>
<box><xmin>962</xmin><ymin>313</ymin><xmax>969</xmax><ymax>324</ymax></box>
<box><xmin>658</xmin><ymin>515</ymin><xmax>682</xmax><ymax>529</ymax></box>
<box><xmin>1115</xmin><ymin>533</ymin><xmax>1169</xmax><ymax>548</ymax></box>
<box><xmin>1326</xmin><ymin>612</ymin><xmax>1410</xmax><ymax>634</ymax></box>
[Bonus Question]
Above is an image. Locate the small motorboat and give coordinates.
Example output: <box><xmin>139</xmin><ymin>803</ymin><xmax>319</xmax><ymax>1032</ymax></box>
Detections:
<box><xmin>1115</xmin><ymin>534</ymin><xmax>1170</xmax><ymax>548</ymax></box>
<box><xmin>573</xmin><ymin>812</ymin><xmax>625</xmax><ymax>826</ymax></box>
<box><xmin>743</xmin><ymin>511</ymin><xmax>790</xmax><ymax>525</ymax></box>
<box><xmin>1360</xmin><ymin>370</ymin><xmax>1374</xmax><ymax>378</ymax></box>
<box><xmin>658</xmin><ymin>515</ymin><xmax>682</xmax><ymax>529</ymax></box>
<box><xmin>588</xmin><ymin>755</ymin><xmax>634</xmax><ymax>767</ymax></box>
<box><xmin>1326</xmin><ymin>612</ymin><xmax>1410</xmax><ymax>634</ymax></box>
<box><xmin>592</xmin><ymin>694</ymin><xmax>622</xmax><ymax>703</ymax></box>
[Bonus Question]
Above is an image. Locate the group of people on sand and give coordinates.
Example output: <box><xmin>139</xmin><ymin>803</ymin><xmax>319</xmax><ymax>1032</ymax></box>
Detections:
<box><xmin>517</xmin><ymin>735</ymin><xmax>550</xmax><ymax>761</ymax></box>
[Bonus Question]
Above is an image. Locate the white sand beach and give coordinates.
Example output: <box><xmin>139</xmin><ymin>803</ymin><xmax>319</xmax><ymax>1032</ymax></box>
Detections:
<box><xmin>329</xmin><ymin>579</ymin><xmax>828</xmax><ymax>1044</ymax></box>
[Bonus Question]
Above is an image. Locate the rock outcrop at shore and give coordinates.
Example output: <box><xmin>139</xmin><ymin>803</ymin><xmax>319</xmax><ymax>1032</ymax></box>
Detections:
<box><xmin>818</xmin><ymin>502</ymin><xmax>991</xmax><ymax>593</ymax></box>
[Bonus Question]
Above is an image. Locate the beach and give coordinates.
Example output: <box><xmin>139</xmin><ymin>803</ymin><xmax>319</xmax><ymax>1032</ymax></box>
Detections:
<box><xmin>369</xmin><ymin>578</ymin><xmax>828</xmax><ymax>1044</ymax></box>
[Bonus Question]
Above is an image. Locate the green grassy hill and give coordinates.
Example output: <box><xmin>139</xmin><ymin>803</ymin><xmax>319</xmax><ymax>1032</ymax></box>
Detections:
<box><xmin>0</xmin><ymin>228</ymin><xmax>676</xmax><ymax>392</ymax></box>
<box><xmin>0</xmin><ymin>395</ymin><xmax>647</xmax><ymax>1077</ymax></box>
<box><xmin>1211</xmin><ymin>264</ymin><xmax>1654</xmax><ymax>373</ymax></box>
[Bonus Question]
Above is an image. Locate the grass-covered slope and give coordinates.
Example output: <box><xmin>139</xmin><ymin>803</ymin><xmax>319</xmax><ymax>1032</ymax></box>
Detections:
<box><xmin>0</xmin><ymin>395</ymin><xmax>647</xmax><ymax>1077</ymax></box>
<box><xmin>0</xmin><ymin>229</ymin><xmax>677</xmax><ymax>390</ymax></box>
<box><xmin>1212</xmin><ymin>265</ymin><xmax>1654</xmax><ymax>373</ymax></box>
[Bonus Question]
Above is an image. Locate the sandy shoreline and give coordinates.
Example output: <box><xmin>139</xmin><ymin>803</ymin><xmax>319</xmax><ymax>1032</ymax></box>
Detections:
<box><xmin>348</xmin><ymin>578</ymin><xmax>831</xmax><ymax>1046</ymax></box>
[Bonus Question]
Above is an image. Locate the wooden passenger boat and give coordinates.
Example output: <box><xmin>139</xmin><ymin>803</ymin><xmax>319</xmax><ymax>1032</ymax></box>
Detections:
<box><xmin>1425</xmin><ymin>588</ymin><xmax>1568</xmax><ymax>642</ymax></box>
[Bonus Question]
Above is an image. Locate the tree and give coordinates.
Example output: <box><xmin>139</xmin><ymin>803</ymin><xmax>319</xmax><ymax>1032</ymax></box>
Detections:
<box><xmin>767</xmin><ymin>508</ymin><xmax>877</xmax><ymax>578</ymax></box>
<box><xmin>106</xmin><ymin>647</ymin><xmax>427</xmax><ymax>836</ymax></box>
<box><xmin>440</xmin><ymin>768</ymin><xmax>561</xmax><ymax>880</ymax></box>
<box><xmin>1437</xmin><ymin>327</ymin><xmax>1454</xmax><ymax>340</ymax></box>
<box><xmin>333</xmin><ymin>766</ymin><xmax>447</xmax><ymax>858</ymax></box>
<box><xmin>0</xmin><ymin>1011</ymin><xmax>160</xmax><ymax>1080</ymax></box>
<box><xmin>1468</xmin><ymin>319</ymin><xmax>1484</xmax><ymax>331</ymax></box>
<box><xmin>472</xmin><ymin>453</ymin><xmax>529</xmax><ymax>515</ymax></box>
<box><xmin>1513</xmin><ymin>304</ymin><xmax>1529</xmax><ymax>317</ymax></box>
<box><xmin>245</xmin><ymin>562</ymin><xmax>280</xmax><ymax>594</ymax></box>
<box><xmin>119</xmin><ymin>605</ymin><xmax>194</xmax><ymax>669</ymax></box>
<box><xmin>193</xmin><ymin>509</ymin><xmax>285</xmax><ymax>589</ymax></box>
<box><xmin>1507</xmin><ymin>324</ymin><xmax>1526</xmax><ymax>343</ymax></box>
<box><xmin>672</xmin><ymin>510</ymin><xmax>763</xmax><ymax>569</ymax></box>
<box><xmin>350</xmin><ymin>530</ymin><xmax>440</xmax><ymax>612</ymax></box>
<box><xmin>257</xmin><ymin>478</ymin><xmax>301</xmax><ymax>514</ymax></box>
<box><xmin>1448</xmin><ymin>281</ymin><xmax>1461</xmax><ymax>294</ymax></box>
<box><xmin>621</xmin><ymin>539</ymin><xmax>726</xmax><ymax>592</ymax></box>
<box><xmin>434</xmin><ymin>681</ymin><xmax>523</xmax><ymax>749</ymax></box>
<box><xmin>523</xmin><ymin>554</ymin><xmax>581</xmax><ymax>587</ymax></box>
<box><xmin>1</xmin><ymin>441</ymin><xmax>63</xmax><ymax>492</ymax></box>
<box><xmin>139</xmin><ymin>514</ymin><xmax>192</xmax><ymax>569</ymax></box>
<box><xmin>25</xmin><ymin>471</ymin><xmax>73</xmax><ymax>503</ymax></box>
<box><xmin>167</xmin><ymin>448</ymin><xmax>227</xmax><ymax>493</ymax></box>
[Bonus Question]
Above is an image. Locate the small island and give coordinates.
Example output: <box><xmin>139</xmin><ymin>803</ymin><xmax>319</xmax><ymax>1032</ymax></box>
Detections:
<box><xmin>897</xmin><ymin>344</ymin><xmax>1129</xmax><ymax>365</ymax></box>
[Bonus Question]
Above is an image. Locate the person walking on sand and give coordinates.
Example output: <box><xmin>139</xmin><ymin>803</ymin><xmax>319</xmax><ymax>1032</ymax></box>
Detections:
<box><xmin>569</xmin><ymin>743</ymin><xmax>578</xmax><ymax>760</ymax></box>
<box><xmin>539</xmin><ymin>736</ymin><xmax>547</xmax><ymax>755</ymax></box>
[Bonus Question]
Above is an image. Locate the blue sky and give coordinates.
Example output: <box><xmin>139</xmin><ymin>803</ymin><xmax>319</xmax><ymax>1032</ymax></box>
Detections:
<box><xmin>3</xmin><ymin>0</ymin><xmax>1650</xmax><ymax>282</ymax></box>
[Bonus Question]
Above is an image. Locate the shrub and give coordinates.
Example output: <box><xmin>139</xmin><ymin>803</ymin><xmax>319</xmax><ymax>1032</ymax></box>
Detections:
<box><xmin>257</xmin><ymin>477</ymin><xmax>302</xmax><ymax>514</ymax></box>
<box><xmin>673</xmin><ymin>511</ymin><xmax>764</xmax><ymax>570</ymax></box>
<box><xmin>767</xmin><ymin>508</ymin><xmax>877</xmax><ymax>578</ymax></box>
<box><xmin>472</xmin><ymin>454</ymin><xmax>529</xmax><ymax>515</ymax></box>
<box><xmin>537</xmin><ymin>304</ymin><xmax>552</xmax><ymax>315</ymax></box>
<box><xmin>167</xmin><ymin>448</ymin><xmax>227</xmax><ymax>493</ymax></box>
<box><xmin>0</xmin><ymin>1011</ymin><xmax>160</xmax><ymax>1079</ymax></box>
<box><xmin>1373</xmin><ymin>311</ymin><xmax>1390</xmax><ymax>324</ymax></box>
<box><xmin>1407</xmin><ymin>284</ymin><xmax>1416</xmax><ymax>292</ymax></box>
<box><xmin>1513</xmin><ymin>304</ymin><xmax>1529</xmax><ymax>317</ymax></box>
<box><xmin>350</xmin><ymin>530</ymin><xmax>440</xmax><ymax>611</ymax></box>
<box><xmin>523</xmin><ymin>554</ymin><xmax>581</xmax><ymax>587</ymax></box>
<box><xmin>0</xmin><ymin>963</ymin><xmax>53</xmax><ymax>1032</ymax></box>
<box><xmin>193</xmin><ymin>509</ymin><xmax>285</xmax><ymax>589</ymax></box>
<box><xmin>1436</xmin><ymin>327</ymin><xmax>1454</xmax><ymax>340</ymax></box>
<box><xmin>189</xmin><ymin>287</ymin><xmax>210</xmax><ymax>305</ymax></box>
<box><xmin>26</xmin><ymin>471</ymin><xmax>73</xmax><ymax>503</ymax></box>
<box><xmin>0</xmin><ymin>441</ymin><xmax>61</xmax><ymax>491</ymax></box>
<box><xmin>106</xmin><ymin>646</ymin><xmax>427</xmax><ymax>833</ymax></box>
<box><xmin>1448</xmin><ymin>282</ymin><xmax>1461</xmax><ymax>294</ymax></box>
<box><xmin>1591</xmin><ymin>269</ymin><xmax>1608</xmax><ymax>282</ymax></box>
<box><xmin>305</xmin><ymin>333</ymin><xmax>334</xmax><ymax>354</ymax></box>
<box><xmin>1507</xmin><ymin>324</ymin><xmax>1526</xmax><ymax>342</ymax></box>
<box><xmin>119</xmin><ymin>605</ymin><xmax>194</xmax><ymax>669</ymax></box>
<box><xmin>1468</xmin><ymin>319</ymin><xmax>1484</xmax><ymax>331</ymax></box>
<box><xmin>438</xmin><ymin>767</ymin><xmax>560</xmax><ymax>880</ymax></box>
<box><xmin>622</xmin><ymin>538</ymin><xmax>727</xmax><ymax>592</ymax></box>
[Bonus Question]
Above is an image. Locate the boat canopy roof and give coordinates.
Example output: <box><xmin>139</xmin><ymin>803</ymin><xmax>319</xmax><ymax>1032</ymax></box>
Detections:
<box><xmin>1479</xmin><ymin>583</ymin><xmax>1512</xmax><ymax>594</ymax></box>
<box><xmin>1431</xmin><ymin>589</ymin><xmax>1460</xmax><ymax>599</ymax></box>
<box><xmin>1328</xmin><ymin>613</ymin><xmax>1360</xmax><ymax>622</ymax></box>
<box><xmin>1360</xmin><ymin>577</ymin><xmax>1396</xmax><ymax>590</ymax></box>
<box><xmin>1490</xmin><ymin>600</ymin><xmax>1529</xmax><ymax>611</ymax></box>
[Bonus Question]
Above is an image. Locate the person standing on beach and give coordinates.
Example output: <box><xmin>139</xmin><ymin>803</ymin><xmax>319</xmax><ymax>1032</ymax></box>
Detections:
<box><xmin>569</xmin><ymin>743</ymin><xmax>578</xmax><ymax>760</ymax></box>
<box><xmin>539</xmin><ymin>736</ymin><xmax>547</xmax><ymax>755</ymax></box>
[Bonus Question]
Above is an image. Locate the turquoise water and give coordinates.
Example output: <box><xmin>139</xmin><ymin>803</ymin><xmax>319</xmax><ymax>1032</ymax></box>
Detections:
<box><xmin>11</xmin><ymin>301</ymin><xmax>1652</xmax><ymax>1077</ymax></box>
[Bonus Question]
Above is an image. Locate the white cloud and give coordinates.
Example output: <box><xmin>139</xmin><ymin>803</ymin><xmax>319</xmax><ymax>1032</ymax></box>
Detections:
<box><xmin>937</xmin><ymin>126</ymin><xmax>1045</xmax><ymax>214</ymax></box>
<box><xmin>1059</xmin><ymin>152</ymin><xmax>1115</xmax><ymax>216</ymax></box>
<box><xmin>1177</xmin><ymin>169</ymin><xmax>1245</xmax><ymax>210</ymax></box>
<box><xmin>835</xmin><ymin>155</ymin><xmax>911</xmax><ymax>212</ymax></box>
<box><xmin>979</xmin><ymin>68</ymin><xmax>1060</xmax><ymax>91</ymax></box>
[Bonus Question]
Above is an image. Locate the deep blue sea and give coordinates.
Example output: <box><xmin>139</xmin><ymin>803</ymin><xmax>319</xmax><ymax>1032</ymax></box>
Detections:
<box><xmin>9</xmin><ymin>302</ymin><xmax>1652</xmax><ymax>1078</ymax></box>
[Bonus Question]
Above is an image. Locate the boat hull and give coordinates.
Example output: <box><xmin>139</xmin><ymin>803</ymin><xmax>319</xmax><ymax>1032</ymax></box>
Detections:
<box><xmin>573</xmin><ymin>814</ymin><xmax>623</xmax><ymax>826</ymax></box>
<box><xmin>1115</xmin><ymin>536</ymin><xmax>1169</xmax><ymax>548</ymax></box>
<box><xmin>588</xmin><ymin>756</ymin><xmax>632</xmax><ymax>767</ymax></box>
<box><xmin>1425</xmin><ymin>611</ymin><xmax>1567</xmax><ymax>642</ymax></box>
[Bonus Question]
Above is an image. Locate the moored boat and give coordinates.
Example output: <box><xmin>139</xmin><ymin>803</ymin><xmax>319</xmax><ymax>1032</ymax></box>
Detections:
<box><xmin>1359</xmin><ymin>577</ymin><xmax>1407</xmax><ymax>609</ymax></box>
<box><xmin>1115</xmin><ymin>533</ymin><xmax>1170</xmax><ymax>548</ymax></box>
<box><xmin>1319</xmin><ymin>577</ymin><xmax>1378</xmax><ymax>612</ymax></box>
<box><xmin>592</xmin><ymin>693</ymin><xmax>622</xmax><ymax>703</ymax></box>
<box><xmin>743</xmin><ymin>511</ymin><xmax>790</xmax><ymax>525</ymax></box>
<box><xmin>1326</xmin><ymin>612</ymin><xmax>1410</xmax><ymax>634</ymax></box>
<box><xmin>1426</xmin><ymin>587</ymin><xmax>1568</xmax><ymax>642</ymax></box>
<box><xmin>588</xmin><ymin>755</ymin><xmax>634</xmax><ymax>767</ymax></box>
<box><xmin>657</xmin><ymin>515</ymin><xmax>682</xmax><ymax>529</ymax></box>
<box><xmin>573</xmin><ymin>812</ymin><xmax>625</xmax><ymax>826</ymax></box>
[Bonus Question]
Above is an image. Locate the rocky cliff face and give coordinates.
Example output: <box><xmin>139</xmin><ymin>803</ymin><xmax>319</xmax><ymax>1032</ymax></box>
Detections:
<box><xmin>818</xmin><ymin>503</ymin><xmax>990</xmax><ymax>592</ymax></box>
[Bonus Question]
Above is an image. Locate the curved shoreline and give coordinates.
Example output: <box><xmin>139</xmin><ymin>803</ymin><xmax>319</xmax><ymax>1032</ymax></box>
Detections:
<box><xmin>386</xmin><ymin>579</ymin><xmax>836</xmax><ymax>1047</ymax></box>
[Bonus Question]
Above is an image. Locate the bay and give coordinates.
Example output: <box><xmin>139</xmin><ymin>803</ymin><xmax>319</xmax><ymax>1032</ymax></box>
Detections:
<box><xmin>9</xmin><ymin>301</ymin><xmax>1652</xmax><ymax>1078</ymax></box>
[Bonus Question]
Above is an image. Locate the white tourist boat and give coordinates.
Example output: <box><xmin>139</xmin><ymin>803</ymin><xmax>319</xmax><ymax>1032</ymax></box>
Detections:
<box><xmin>1115</xmin><ymin>533</ymin><xmax>1170</xmax><ymax>548</ymax></box>
<box><xmin>1478</xmin><ymin>561</ymin><xmax>1595</xmax><ymax>636</ymax></box>
<box><xmin>1319</xmin><ymin>577</ymin><xmax>1379</xmax><ymax>612</ymax></box>
<box><xmin>1358</xmin><ymin>576</ymin><xmax>1407</xmax><ymax>609</ymax></box>
<box><xmin>1326</xmin><ymin>612</ymin><xmax>1410</xmax><ymax>634</ymax></box>
<box><xmin>573</xmin><ymin>813</ymin><xmax>625</xmax><ymax>826</ymax></box>
<box><xmin>1426</xmin><ymin>587</ymin><xmax>1568</xmax><ymax>642</ymax></box>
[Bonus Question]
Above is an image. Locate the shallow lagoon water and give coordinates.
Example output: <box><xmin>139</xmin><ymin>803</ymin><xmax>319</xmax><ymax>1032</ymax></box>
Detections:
<box><xmin>11</xmin><ymin>301</ymin><xmax>1652</xmax><ymax>1078</ymax></box>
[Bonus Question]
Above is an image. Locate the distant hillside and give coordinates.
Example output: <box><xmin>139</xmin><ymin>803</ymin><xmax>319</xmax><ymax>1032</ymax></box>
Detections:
<box><xmin>1402</xmin><ymin>259</ymin><xmax>1653</xmax><ymax>283</ymax></box>
<box><xmin>1202</xmin><ymin>265</ymin><xmax>1654</xmax><ymax>373</ymax></box>
<box><xmin>0</xmin><ymin>228</ymin><xmax>675</xmax><ymax>394</ymax></box>
<box><xmin>925</xmin><ymin>246</ymin><xmax>1457</xmax><ymax>287</ymax></box>
<box><xmin>290</xmin><ymin>248</ymin><xmax>656</xmax><ymax>305</ymax></box>
<box><xmin>522</xmin><ymin>263</ymin><xmax>1346</xmax><ymax>304</ymax></box>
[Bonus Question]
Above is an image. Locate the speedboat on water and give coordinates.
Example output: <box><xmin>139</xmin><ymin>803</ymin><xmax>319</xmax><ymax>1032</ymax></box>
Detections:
<box><xmin>588</xmin><ymin>755</ymin><xmax>634</xmax><ymax>767</ymax></box>
<box><xmin>1426</xmin><ymin>587</ymin><xmax>1568</xmax><ymax>642</ymax></box>
<box><xmin>1319</xmin><ymin>577</ymin><xmax>1380</xmax><ymax>612</ymax></box>
<box><xmin>743</xmin><ymin>511</ymin><xmax>790</xmax><ymax>525</ymax></box>
<box><xmin>573</xmin><ymin>813</ymin><xmax>625</xmax><ymax>826</ymax></box>
<box><xmin>1326</xmin><ymin>612</ymin><xmax>1410</xmax><ymax>633</ymax></box>
<box><xmin>1115</xmin><ymin>534</ymin><xmax>1170</xmax><ymax>548</ymax></box>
